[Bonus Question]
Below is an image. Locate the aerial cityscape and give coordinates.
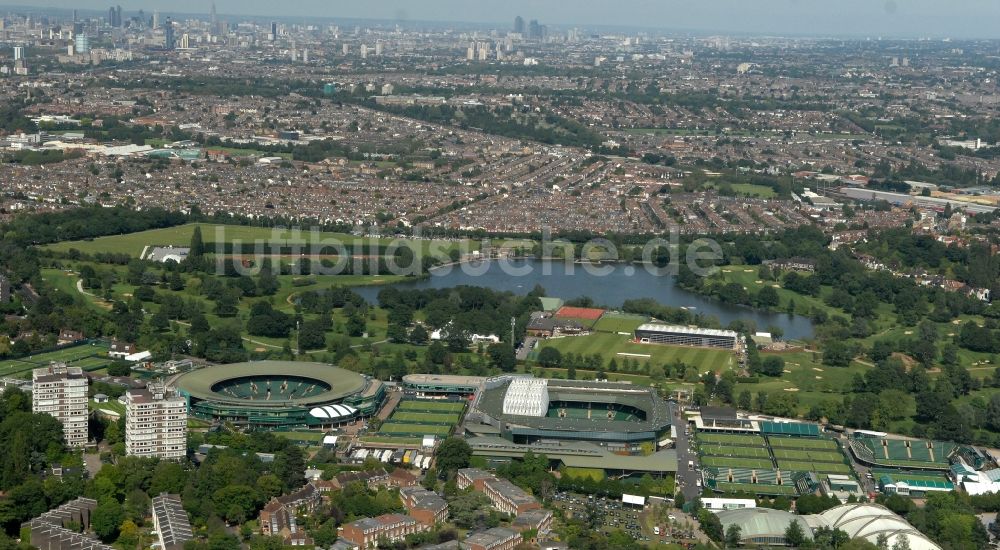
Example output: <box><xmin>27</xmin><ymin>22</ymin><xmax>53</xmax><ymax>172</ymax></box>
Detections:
<box><xmin>1</xmin><ymin>2</ymin><xmax>1000</xmax><ymax>550</ymax></box>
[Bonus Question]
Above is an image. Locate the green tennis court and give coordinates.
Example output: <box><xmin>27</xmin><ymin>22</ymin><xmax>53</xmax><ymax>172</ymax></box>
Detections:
<box><xmin>396</xmin><ymin>400</ymin><xmax>466</xmax><ymax>413</ymax></box>
<box><xmin>767</xmin><ymin>437</ymin><xmax>838</xmax><ymax>450</ymax></box>
<box><xmin>697</xmin><ymin>433</ymin><xmax>767</xmax><ymax>446</ymax></box>
<box><xmin>378</xmin><ymin>422</ymin><xmax>452</xmax><ymax>436</ymax></box>
<box><xmin>701</xmin><ymin>456</ymin><xmax>773</xmax><ymax>470</ymax></box>
<box><xmin>776</xmin><ymin>460</ymin><xmax>851</xmax><ymax>474</ymax></box>
<box><xmin>390</xmin><ymin>411</ymin><xmax>461</xmax><ymax>424</ymax></box>
<box><xmin>700</xmin><ymin>444</ymin><xmax>770</xmax><ymax>459</ymax></box>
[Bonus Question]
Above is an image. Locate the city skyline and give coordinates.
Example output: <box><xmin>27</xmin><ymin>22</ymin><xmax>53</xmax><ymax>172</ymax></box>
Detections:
<box><xmin>12</xmin><ymin>0</ymin><xmax>1000</xmax><ymax>38</ymax></box>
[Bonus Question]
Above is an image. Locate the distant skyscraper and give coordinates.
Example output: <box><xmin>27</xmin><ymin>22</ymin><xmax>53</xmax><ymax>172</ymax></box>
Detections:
<box><xmin>210</xmin><ymin>2</ymin><xmax>217</xmax><ymax>25</ymax></box>
<box><xmin>72</xmin><ymin>9</ymin><xmax>78</xmax><ymax>22</ymax></box>
<box><xmin>375</xmin><ymin>40</ymin><xmax>383</xmax><ymax>56</ymax></box>
<box><xmin>270</xmin><ymin>21</ymin><xmax>277</xmax><ymax>40</ymax></box>
<box><xmin>164</xmin><ymin>18</ymin><xmax>175</xmax><ymax>50</ymax></box>
<box><xmin>514</xmin><ymin>16</ymin><xmax>524</xmax><ymax>34</ymax></box>
<box><xmin>152</xmin><ymin>10</ymin><xmax>159</xmax><ymax>29</ymax></box>
<box><xmin>13</xmin><ymin>45</ymin><xmax>24</xmax><ymax>60</ymax></box>
<box><xmin>74</xmin><ymin>33</ymin><xmax>90</xmax><ymax>54</ymax></box>
<box><xmin>108</xmin><ymin>5</ymin><xmax>122</xmax><ymax>28</ymax></box>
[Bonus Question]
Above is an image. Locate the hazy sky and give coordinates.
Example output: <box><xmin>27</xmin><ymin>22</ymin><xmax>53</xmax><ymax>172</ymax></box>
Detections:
<box><xmin>17</xmin><ymin>0</ymin><xmax>1000</xmax><ymax>38</ymax></box>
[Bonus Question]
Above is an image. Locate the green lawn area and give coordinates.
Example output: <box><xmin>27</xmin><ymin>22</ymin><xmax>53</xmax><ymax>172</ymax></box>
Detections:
<box><xmin>734</xmin><ymin>350</ymin><xmax>872</xmax><ymax>414</ymax></box>
<box><xmin>532</xmin><ymin>333</ymin><xmax>735</xmax><ymax>374</ymax></box>
<box><xmin>45</xmin><ymin>222</ymin><xmax>478</xmax><ymax>257</ymax></box>
<box><xmin>775</xmin><ymin>460</ymin><xmax>851</xmax><ymax>474</ymax></box>
<box><xmin>0</xmin><ymin>341</ymin><xmax>112</xmax><ymax>378</ymax></box>
<box><xmin>697</xmin><ymin>433</ymin><xmax>766</xmax><ymax>446</ymax></box>
<box><xmin>591</xmin><ymin>314</ymin><xmax>649</xmax><ymax>334</ymax></box>
<box><xmin>390</xmin><ymin>411</ymin><xmax>461</xmax><ymax>424</ymax></box>
<box><xmin>561</xmin><ymin>467</ymin><xmax>606</xmax><ymax>481</ymax></box>
<box><xmin>396</xmin><ymin>401</ymin><xmax>466</xmax><ymax>413</ymax></box>
<box><xmin>699</xmin><ymin>445</ymin><xmax>770</xmax><ymax>459</ymax></box>
<box><xmin>702</xmin><ymin>183</ymin><xmax>776</xmax><ymax>198</ymax></box>
<box><xmin>273</xmin><ymin>431</ymin><xmax>326</xmax><ymax>442</ymax></box>
<box><xmin>90</xmin><ymin>399</ymin><xmax>125</xmax><ymax>415</ymax></box>
<box><xmin>766</xmin><ymin>437</ymin><xmax>838</xmax><ymax>450</ymax></box>
<box><xmin>709</xmin><ymin>265</ymin><xmax>844</xmax><ymax>328</ymax></box>
<box><xmin>378</xmin><ymin>422</ymin><xmax>452</xmax><ymax>436</ymax></box>
<box><xmin>700</xmin><ymin>456</ymin><xmax>773</xmax><ymax>469</ymax></box>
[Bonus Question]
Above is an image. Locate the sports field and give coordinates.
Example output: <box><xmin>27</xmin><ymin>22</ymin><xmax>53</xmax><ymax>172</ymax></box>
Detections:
<box><xmin>697</xmin><ymin>433</ymin><xmax>767</xmax><ymax>446</ymax></box>
<box><xmin>716</xmin><ymin>482</ymin><xmax>797</xmax><ymax>496</ymax></box>
<box><xmin>396</xmin><ymin>400</ymin><xmax>466</xmax><ymax>413</ymax></box>
<box><xmin>359</xmin><ymin>436</ymin><xmax>423</xmax><ymax>446</ymax></box>
<box><xmin>771</xmin><ymin>449</ymin><xmax>845</xmax><ymax>463</ymax></box>
<box><xmin>390</xmin><ymin>411</ymin><xmax>461</xmax><ymax>424</ymax></box>
<box><xmin>533</xmin><ymin>332</ymin><xmax>735</xmax><ymax>373</ymax></box>
<box><xmin>767</xmin><ymin>437</ymin><xmax>839</xmax><ymax>450</ymax></box>
<box><xmin>0</xmin><ymin>342</ymin><xmax>111</xmax><ymax>377</ymax></box>
<box><xmin>592</xmin><ymin>314</ymin><xmax>649</xmax><ymax>334</ymax></box>
<box><xmin>378</xmin><ymin>422</ymin><xmax>452</xmax><ymax>436</ymax></box>
<box><xmin>776</xmin><ymin>460</ymin><xmax>852</xmax><ymax>474</ymax></box>
<box><xmin>45</xmin><ymin>223</ymin><xmax>476</xmax><ymax>257</ymax></box>
<box><xmin>701</xmin><ymin>456</ymin><xmax>774</xmax><ymax>470</ymax></box>
<box><xmin>700</xmin><ymin>445</ymin><xmax>770</xmax><ymax>459</ymax></box>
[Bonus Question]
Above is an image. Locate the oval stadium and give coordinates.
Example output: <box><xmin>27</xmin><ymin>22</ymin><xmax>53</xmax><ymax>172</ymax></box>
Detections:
<box><xmin>173</xmin><ymin>360</ymin><xmax>386</xmax><ymax>429</ymax></box>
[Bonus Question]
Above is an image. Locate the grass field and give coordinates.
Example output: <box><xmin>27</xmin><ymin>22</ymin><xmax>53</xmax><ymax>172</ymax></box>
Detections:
<box><xmin>378</xmin><ymin>422</ymin><xmax>452</xmax><ymax>436</ymax></box>
<box><xmin>273</xmin><ymin>431</ymin><xmax>326</xmax><ymax>442</ymax></box>
<box><xmin>766</xmin><ymin>437</ymin><xmax>839</xmax><ymax>450</ymax></box>
<box><xmin>770</xmin><ymin>449</ymin><xmax>845</xmax><ymax>463</ymax></box>
<box><xmin>701</xmin><ymin>456</ymin><xmax>774</xmax><ymax>470</ymax></box>
<box><xmin>735</xmin><ymin>350</ymin><xmax>873</xmax><ymax>414</ymax></box>
<box><xmin>390</xmin><ymin>411</ymin><xmax>461</xmax><ymax>424</ymax></box>
<box><xmin>700</xmin><ymin>445</ymin><xmax>770</xmax><ymax>459</ymax></box>
<box><xmin>359</xmin><ymin>436</ymin><xmax>424</xmax><ymax>446</ymax></box>
<box><xmin>562</xmin><ymin>467</ymin><xmax>606</xmax><ymax>481</ymax></box>
<box><xmin>45</xmin><ymin>223</ymin><xmax>477</xmax><ymax>257</ymax></box>
<box><xmin>776</xmin><ymin>460</ymin><xmax>852</xmax><ymax>474</ymax></box>
<box><xmin>532</xmin><ymin>333</ymin><xmax>735</xmax><ymax>374</ymax></box>
<box><xmin>592</xmin><ymin>314</ymin><xmax>649</xmax><ymax>334</ymax></box>
<box><xmin>0</xmin><ymin>342</ymin><xmax>111</xmax><ymax>377</ymax></box>
<box><xmin>697</xmin><ymin>433</ymin><xmax>767</xmax><ymax>446</ymax></box>
<box><xmin>396</xmin><ymin>400</ymin><xmax>466</xmax><ymax>413</ymax></box>
<box><xmin>716</xmin><ymin>482</ymin><xmax>798</xmax><ymax>495</ymax></box>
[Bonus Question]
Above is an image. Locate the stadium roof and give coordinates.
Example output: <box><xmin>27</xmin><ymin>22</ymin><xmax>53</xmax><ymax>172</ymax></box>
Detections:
<box><xmin>718</xmin><ymin>508</ymin><xmax>812</xmax><ymax>541</ymax></box>
<box><xmin>402</xmin><ymin>374</ymin><xmax>485</xmax><ymax>388</ymax></box>
<box><xmin>761</xmin><ymin>421</ymin><xmax>822</xmax><ymax>436</ymax></box>
<box><xmin>636</xmin><ymin>323</ymin><xmax>738</xmax><ymax>338</ymax></box>
<box><xmin>818</xmin><ymin>504</ymin><xmax>941</xmax><ymax>550</ymax></box>
<box><xmin>474</xmin><ymin>377</ymin><xmax>671</xmax><ymax>435</ymax></box>
<box><xmin>173</xmin><ymin>361</ymin><xmax>367</xmax><ymax>407</ymax></box>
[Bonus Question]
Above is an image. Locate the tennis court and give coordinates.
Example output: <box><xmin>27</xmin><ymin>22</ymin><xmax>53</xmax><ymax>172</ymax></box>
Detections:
<box><xmin>716</xmin><ymin>482</ymin><xmax>798</xmax><ymax>496</ymax></box>
<box><xmin>767</xmin><ymin>437</ymin><xmax>838</xmax><ymax>450</ymax></box>
<box><xmin>390</xmin><ymin>411</ymin><xmax>461</xmax><ymax>424</ymax></box>
<box><xmin>771</xmin><ymin>449</ymin><xmax>846</xmax><ymax>463</ymax></box>
<box><xmin>700</xmin><ymin>444</ymin><xmax>771</xmax><ymax>459</ymax></box>
<box><xmin>396</xmin><ymin>400</ymin><xmax>466</xmax><ymax>413</ymax></box>
<box><xmin>697</xmin><ymin>433</ymin><xmax>767</xmax><ymax>446</ymax></box>
<box><xmin>0</xmin><ymin>342</ymin><xmax>111</xmax><ymax>377</ymax></box>
<box><xmin>776</xmin><ymin>460</ymin><xmax>851</xmax><ymax>474</ymax></box>
<box><xmin>378</xmin><ymin>422</ymin><xmax>452</xmax><ymax>436</ymax></box>
<box><xmin>701</xmin><ymin>456</ymin><xmax>773</xmax><ymax>470</ymax></box>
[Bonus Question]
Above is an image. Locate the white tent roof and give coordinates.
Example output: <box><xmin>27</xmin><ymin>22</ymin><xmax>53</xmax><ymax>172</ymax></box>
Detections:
<box><xmin>309</xmin><ymin>404</ymin><xmax>358</xmax><ymax>419</ymax></box>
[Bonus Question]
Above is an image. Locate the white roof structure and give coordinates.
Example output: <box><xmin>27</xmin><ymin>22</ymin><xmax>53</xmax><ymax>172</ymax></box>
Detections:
<box><xmin>309</xmin><ymin>404</ymin><xmax>357</xmax><ymax>419</ymax></box>
<box><xmin>622</xmin><ymin>494</ymin><xmax>646</xmax><ymax>506</ymax></box>
<box><xmin>636</xmin><ymin>323</ymin><xmax>738</xmax><ymax>338</ymax></box>
<box><xmin>818</xmin><ymin>504</ymin><xmax>941</xmax><ymax>550</ymax></box>
<box><xmin>502</xmin><ymin>377</ymin><xmax>549</xmax><ymax>417</ymax></box>
<box><xmin>124</xmin><ymin>350</ymin><xmax>153</xmax><ymax>362</ymax></box>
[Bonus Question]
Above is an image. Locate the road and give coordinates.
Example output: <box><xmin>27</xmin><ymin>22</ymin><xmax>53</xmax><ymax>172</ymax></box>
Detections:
<box><xmin>671</xmin><ymin>402</ymin><xmax>701</xmax><ymax>501</ymax></box>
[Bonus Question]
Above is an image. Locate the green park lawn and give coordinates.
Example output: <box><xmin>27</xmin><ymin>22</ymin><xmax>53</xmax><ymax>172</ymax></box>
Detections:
<box><xmin>45</xmin><ymin>222</ymin><xmax>478</xmax><ymax>257</ymax></box>
<box><xmin>733</xmin><ymin>350</ymin><xmax>872</xmax><ymax>414</ymax></box>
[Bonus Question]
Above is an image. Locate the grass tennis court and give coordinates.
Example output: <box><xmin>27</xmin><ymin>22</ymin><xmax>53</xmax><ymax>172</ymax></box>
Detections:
<box><xmin>592</xmin><ymin>314</ymin><xmax>648</xmax><ymax>334</ymax></box>
<box><xmin>0</xmin><ymin>342</ymin><xmax>111</xmax><ymax>377</ymax></box>
<box><xmin>700</xmin><ymin>445</ymin><xmax>771</xmax><ymax>459</ymax></box>
<box><xmin>360</xmin><ymin>436</ymin><xmax>423</xmax><ymax>446</ymax></box>
<box><xmin>701</xmin><ymin>456</ymin><xmax>774</xmax><ymax>470</ymax></box>
<box><xmin>771</xmin><ymin>449</ymin><xmax>846</xmax><ymax>463</ymax></box>
<box><xmin>697</xmin><ymin>433</ymin><xmax>767</xmax><ymax>446</ymax></box>
<box><xmin>716</xmin><ymin>482</ymin><xmax>798</xmax><ymax>495</ymax></box>
<box><xmin>396</xmin><ymin>400</ymin><xmax>466</xmax><ymax>413</ymax></box>
<box><xmin>776</xmin><ymin>460</ymin><xmax>851</xmax><ymax>474</ymax></box>
<box><xmin>390</xmin><ymin>411</ymin><xmax>461</xmax><ymax>424</ymax></box>
<box><xmin>378</xmin><ymin>422</ymin><xmax>452</xmax><ymax>436</ymax></box>
<box><xmin>767</xmin><ymin>437</ymin><xmax>839</xmax><ymax>450</ymax></box>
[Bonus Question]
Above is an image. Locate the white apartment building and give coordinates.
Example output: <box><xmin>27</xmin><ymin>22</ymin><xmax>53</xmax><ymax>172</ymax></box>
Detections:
<box><xmin>125</xmin><ymin>383</ymin><xmax>187</xmax><ymax>460</ymax></box>
<box><xmin>32</xmin><ymin>364</ymin><xmax>88</xmax><ymax>447</ymax></box>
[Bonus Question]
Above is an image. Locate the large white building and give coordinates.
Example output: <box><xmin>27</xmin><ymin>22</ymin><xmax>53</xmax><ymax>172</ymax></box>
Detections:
<box><xmin>125</xmin><ymin>383</ymin><xmax>187</xmax><ymax>460</ymax></box>
<box><xmin>32</xmin><ymin>365</ymin><xmax>88</xmax><ymax>447</ymax></box>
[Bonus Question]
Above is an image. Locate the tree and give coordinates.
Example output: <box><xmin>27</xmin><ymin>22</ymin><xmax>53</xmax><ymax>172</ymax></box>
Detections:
<box><xmin>538</xmin><ymin>347</ymin><xmax>562</xmax><ymax>368</ymax></box>
<box><xmin>487</xmin><ymin>343</ymin><xmax>516</xmax><ymax>372</ymax></box>
<box><xmin>435</xmin><ymin>437</ymin><xmax>472</xmax><ymax>476</ymax></box>
<box><xmin>190</xmin><ymin>226</ymin><xmax>205</xmax><ymax>258</ymax></box>
<box><xmin>784</xmin><ymin>520</ymin><xmax>806</xmax><ymax>547</ymax></box>
<box><xmin>91</xmin><ymin>500</ymin><xmax>124</xmax><ymax>542</ymax></box>
<box><xmin>757</xmin><ymin>286</ymin><xmax>780</xmax><ymax>308</ymax></box>
<box><xmin>410</xmin><ymin>325</ymin><xmax>429</xmax><ymax>345</ymax></box>
<box><xmin>725</xmin><ymin>524</ymin><xmax>742</xmax><ymax>547</ymax></box>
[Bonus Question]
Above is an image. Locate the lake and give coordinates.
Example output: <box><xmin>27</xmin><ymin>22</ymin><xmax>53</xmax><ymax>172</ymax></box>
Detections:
<box><xmin>350</xmin><ymin>259</ymin><xmax>814</xmax><ymax>340</ymax></box>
